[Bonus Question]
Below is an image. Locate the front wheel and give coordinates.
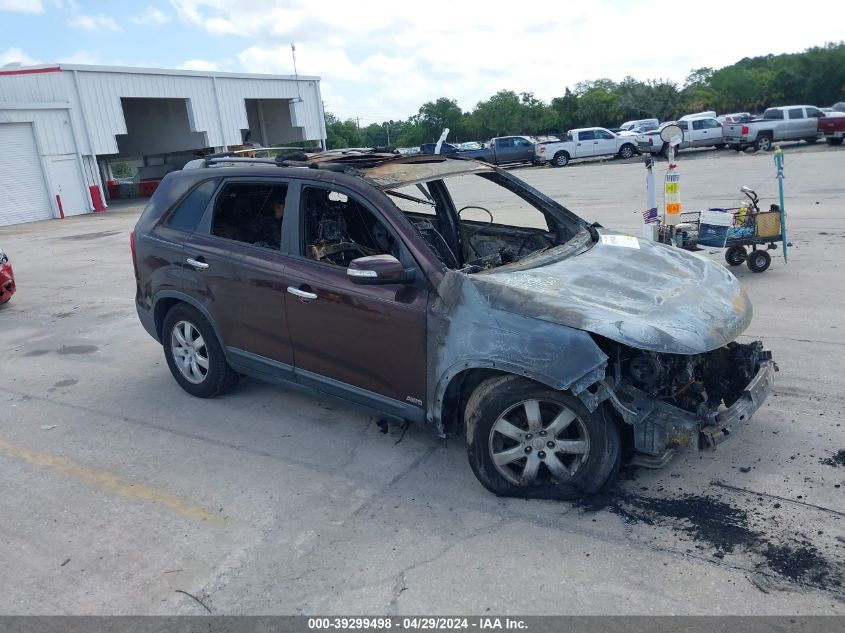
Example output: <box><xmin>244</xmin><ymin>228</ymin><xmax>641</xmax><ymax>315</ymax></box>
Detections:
<box><xmin>465</xmin><ymin>376</ymin><xmax>620</xmax><ymax>499</ymax></box>
<box><xmin>803</xmin><ymin>136</ymin><xmax>819</xmax><ymax>144</ymax></box>
<box><xmin>725</xmin><ymin>245</ymin><xmax>747</xmax><ymax>266</ymax></box>
<box><xmin>618</xmin><ymin>144</ymin><xmax>635</xmax><ymax>159</ymax></box>
<box><xmin>746</xmin><ymin>249</ymin><xmax>771</xmax><ymax>273</ymax></box>
<box><xmin>162</xmin><ymin>304</ymin><xmax>239</xmax><ymax>398</ymax></box>
<box><xmin>827</xmin><ymin>137</ymin><xmax>843</xmax><ymax>146</ymax></box>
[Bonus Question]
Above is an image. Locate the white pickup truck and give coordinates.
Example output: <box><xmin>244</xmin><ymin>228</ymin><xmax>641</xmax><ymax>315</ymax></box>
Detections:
<box><xmin>722</xmin><ymin>105</ymin><xmax>826</xmax><ymax>151</ymax></box>
<box><xmin>535</xmin><ymin>127</ymin><xmax>639</xmax><ymax>167</ymax></box>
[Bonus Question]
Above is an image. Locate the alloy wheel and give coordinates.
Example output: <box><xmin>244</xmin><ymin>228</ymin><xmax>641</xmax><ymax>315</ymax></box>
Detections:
<box><xmin>488</xmin><ymin>398</ymin><xmax>590</xmax><ymax>486</ymax></box>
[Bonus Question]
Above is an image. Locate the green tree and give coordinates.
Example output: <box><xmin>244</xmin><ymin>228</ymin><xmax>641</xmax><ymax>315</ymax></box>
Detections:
<box><xmin>574</xmin><ymin>79</ymin><xmax>621</xmax><ymax>128</ymax></box>
<box><xmin>415</xmin><ymin>98</ymin><xmax>467</xmax><ymax>142</ymax></box>
<box><xmin>324</xmin><ymin>112</ymin><xmax>363</xmax><ymax>149</ymax></box>
<box><xmin>550</xmin><ymin>88</ymin><xmax>581</xmax><ymax>131</ymax></box>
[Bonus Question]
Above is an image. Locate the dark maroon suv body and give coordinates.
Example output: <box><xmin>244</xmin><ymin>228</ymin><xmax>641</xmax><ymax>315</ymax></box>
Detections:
<box><xmin>133</xmin><ymin>151</ymin><xmax>775</xmax><ymax>498</ymax></box>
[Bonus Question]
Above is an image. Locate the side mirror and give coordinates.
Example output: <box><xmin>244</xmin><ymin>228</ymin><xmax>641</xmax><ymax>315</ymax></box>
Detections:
<box><xmin>347</xmin><ymin>255</ymin><xmax>414</xmax><ymax>285</ymax></box>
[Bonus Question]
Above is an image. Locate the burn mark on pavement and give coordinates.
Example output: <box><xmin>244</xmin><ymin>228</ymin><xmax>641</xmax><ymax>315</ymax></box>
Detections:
<box><xmin>820</xmin><ymin>449</ymin><xmax>845</xmax><ymax>467</ymax></box>
<box><xmin>577</xmin><ymin>491</ymin><xmax>843</xmax><ymax>592</ymax></box>
<box><xmin>56</xmin><ymin>345</ymin><xmax>98</xmax><ymax>355</ymax></box>
<box><xmin>23</xmin><ymin>349</ymin><xmax>50</xmax><ymax>357</ymax></box>
<box><xmin>53</xmin><ymin>378</ymin><xmax>78</xmax><ymax>388</ymax></box>
<box><xmin>60</xmin><ymin>231</ymin><xmax>120</xmax><ymax>241</ymax></box>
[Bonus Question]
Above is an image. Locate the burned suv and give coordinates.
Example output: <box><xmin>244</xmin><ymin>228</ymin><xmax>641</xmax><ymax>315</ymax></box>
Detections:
<box><xmin>132</xmin><ymin>150</ymin><xmax>776</xmax><ymax>498</ymax></box>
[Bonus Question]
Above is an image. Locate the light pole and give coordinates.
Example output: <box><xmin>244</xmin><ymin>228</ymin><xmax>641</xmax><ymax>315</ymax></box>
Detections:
<box><xmin>384</xmin><ymin>121</ymin><xmax>391</xmax><ymax>146</ymax></box>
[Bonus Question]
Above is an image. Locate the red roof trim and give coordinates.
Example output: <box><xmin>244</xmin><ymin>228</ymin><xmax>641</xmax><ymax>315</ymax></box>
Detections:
<box><xmin>0</xmin><ymin>66</ymin><xmax>62</xmax><ymax>77</ymax></box>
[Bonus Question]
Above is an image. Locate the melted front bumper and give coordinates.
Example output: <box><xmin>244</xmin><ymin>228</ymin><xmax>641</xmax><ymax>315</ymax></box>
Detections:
<box><xmin>607</xmin><ymin>358</ymin><xmax>777</xmax><ymax>468</ymax></box>
<box><xmin>700</xmin><ymin>359</ymin><xmax>777</xmax><ymax>448</ymax></box>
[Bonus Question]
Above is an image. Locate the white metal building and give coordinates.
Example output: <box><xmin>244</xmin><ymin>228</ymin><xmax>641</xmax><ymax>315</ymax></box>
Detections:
<box><xmin>0</xmin><ymin>64</ymin><xmax>326</xmax><ymax>226</ymax></box>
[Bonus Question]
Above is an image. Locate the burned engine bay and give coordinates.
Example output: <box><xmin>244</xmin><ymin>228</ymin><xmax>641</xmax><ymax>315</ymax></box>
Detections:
<box><xmin>593</xmin><ymin>337</ymin><xmax>776</xmax><ymax>462</ymax></box>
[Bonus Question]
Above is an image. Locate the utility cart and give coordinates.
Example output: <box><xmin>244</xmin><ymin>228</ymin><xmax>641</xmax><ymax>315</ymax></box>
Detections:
<box><xmin>659</xmin><ymin>186</ymin><xmax>786</xmax><ymax>273</ymax></box>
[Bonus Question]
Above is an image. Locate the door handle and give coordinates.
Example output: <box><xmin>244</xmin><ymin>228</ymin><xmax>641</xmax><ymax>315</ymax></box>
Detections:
<box><xmin>186</xmin><ymin>257</ymin><xmax>209</xmax><ymax>270</ymax></box>
<box><xmin>287</xmin><ymin>286</ymin><xmax>317</xmax><ymax>300</ymax></box>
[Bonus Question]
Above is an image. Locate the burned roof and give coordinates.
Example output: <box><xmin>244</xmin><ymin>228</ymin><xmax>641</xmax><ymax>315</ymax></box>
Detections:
<box><xmin>200</xmin><ymin>149</ymin><xmax>493</xmax><ymax>190</ymax></box>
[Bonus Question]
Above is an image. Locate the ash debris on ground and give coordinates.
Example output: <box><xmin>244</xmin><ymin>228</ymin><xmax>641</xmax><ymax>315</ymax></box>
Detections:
<box><xmin>820</xmin><ymin>449</ymin><xmax>845</xmax><ymax>467</ymax></box>
<box><xmin>576</xmin><ymin>489</ymin><xmax>844</xmax><ymax>592</ymax></box>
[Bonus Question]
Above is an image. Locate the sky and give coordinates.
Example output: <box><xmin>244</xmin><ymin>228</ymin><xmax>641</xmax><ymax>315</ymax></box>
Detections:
<box><xmin>1</xmin><ymin>0</ymin><xmax>844</xmax><ymax>125</ymax></box>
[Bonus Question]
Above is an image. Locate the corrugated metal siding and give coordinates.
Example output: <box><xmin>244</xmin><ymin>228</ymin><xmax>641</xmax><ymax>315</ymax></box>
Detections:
<box><xmin>0</xmin><ymin>71</ymin><xmax>69</xmax><ymax>103</ymax></box>
<box><xmin>1</xmin><ymin>68</ymin><xmax>326</xmax><ymax>157</ymax></box>
<box><xmin>0</xmin><ymin>123</ymin><xmax>54</xmax><ymax>226</ymax></box>
<box><xmin>0</xmin><ymin>109</ymin><xmax>76</xmax><ymax>156</ymax></box>
<box><xmin>74</xmin><ymin>72</ymin><xmax>325</xmax><ymax>154</ymax></box>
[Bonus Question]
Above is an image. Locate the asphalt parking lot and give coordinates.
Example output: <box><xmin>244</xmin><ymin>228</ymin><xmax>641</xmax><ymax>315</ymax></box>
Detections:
<box><xmin>1</xmin><ymin>143</ymin><xmax>843</xmax><ymax>615</ymax></box>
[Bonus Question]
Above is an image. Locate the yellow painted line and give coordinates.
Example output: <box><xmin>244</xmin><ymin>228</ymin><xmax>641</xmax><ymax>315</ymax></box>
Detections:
<box><xmin>0</xmin><ymin>437</ymin><xmax>229</xmax><ymax>528</ymax></box>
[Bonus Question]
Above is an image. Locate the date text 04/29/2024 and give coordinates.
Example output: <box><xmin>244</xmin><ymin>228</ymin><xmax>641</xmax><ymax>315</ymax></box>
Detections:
<box><xmin>307</xmin><ymin>617</ymin><xmax>528</xmax><ymax>630</ymax></box>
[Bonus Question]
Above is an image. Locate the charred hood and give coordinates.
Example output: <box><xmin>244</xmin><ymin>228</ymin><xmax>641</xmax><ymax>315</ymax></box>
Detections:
<box><xmin>469</xmin><ymin>231</ymin><xmax>752</xmax><ymax>355</ymax></box>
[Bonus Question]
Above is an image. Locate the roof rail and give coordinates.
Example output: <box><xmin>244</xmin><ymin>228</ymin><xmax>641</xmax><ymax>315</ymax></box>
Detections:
<box><xmin>203</xmin><ymin>155</ymin><xmax>278</xmax><ymax>167</ymax></box>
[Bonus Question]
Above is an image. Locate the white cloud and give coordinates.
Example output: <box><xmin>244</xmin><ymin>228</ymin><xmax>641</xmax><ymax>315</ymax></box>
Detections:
<box><xmin>0</xmin><ymin>0</ymin><xmax>43</xmax><ymax>13</ymax></box>
<box><xmin>0</xmin><ymin>47</ymin><xmax>39</xmax><ymax>66</ymax></box>
<box><xmin>131</xmin><ymin>6</ymin><xmax>170</xmax><ymax>25</ymax></box>
<box><xmin>69</xmin><ymin>12</ymin><xmax>122</xmax><ymax>31</ymax></box>
<box><xmin>176</xmin><ymin>58</ymin><xmax>219</xmax><ymax>71</ymax></box>
<box><xmin>57</xmin><ymin>50</ymin><xmax>102</xmax><ymax>65</ymax></box>
<box><xmin>171</xmin><ymin>0</ymin><xmax>845</xmax><ymax>122</ymax></box>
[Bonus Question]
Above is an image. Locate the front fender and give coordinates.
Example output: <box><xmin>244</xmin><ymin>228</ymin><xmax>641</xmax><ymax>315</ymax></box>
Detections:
<box><xmin>427</xmin><ymin>271</ymin><xmax>608</xmax><ymax>434</ymax></box>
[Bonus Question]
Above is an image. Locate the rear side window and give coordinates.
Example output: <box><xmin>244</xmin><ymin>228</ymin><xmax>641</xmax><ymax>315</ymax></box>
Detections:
<box><xmin>211</xmin><ymin>182</ymin><xmax>289</xmax><ymax>250</ymax></box>
<box><xmin>787</xmin><ymin>108</ymin><xmax>804</xmax><ymax>119</ymax></box>
<box><xmin>763</xmin><ymin>109</ymin><xmax>784</xmax><ymax>120</ymax></box>
<box><xmin>166</xmin><ymin>180</ymin><xmax>217</xmax><ymax>231</ymax></box>
<box><xmin>578</xmin><ymin>130</ymin><xmax>595</xmax><ymax>141</ymax></box>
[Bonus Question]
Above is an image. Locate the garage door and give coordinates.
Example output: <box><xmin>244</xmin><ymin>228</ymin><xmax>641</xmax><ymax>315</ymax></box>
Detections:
<box><xmin>0</xmin><ymin>123</ymin><xmax>54</xmax><ymax>226</ymax></box>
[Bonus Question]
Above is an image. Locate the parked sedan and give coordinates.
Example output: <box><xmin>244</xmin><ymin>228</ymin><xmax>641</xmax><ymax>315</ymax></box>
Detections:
<box><xmin>0</xmin><ymin>244</ymin><xmax>15</xmax><ymax>304</ymax></box>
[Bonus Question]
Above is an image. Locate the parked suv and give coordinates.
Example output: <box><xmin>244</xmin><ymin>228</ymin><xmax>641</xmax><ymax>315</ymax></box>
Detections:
<box><xmin>132</xmin><ymin>151</ymin><xmax>776</xmax><ymax>498</ymax></box>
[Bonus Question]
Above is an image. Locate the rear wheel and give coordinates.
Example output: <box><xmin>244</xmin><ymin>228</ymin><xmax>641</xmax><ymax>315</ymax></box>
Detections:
<box><xmin>746</xmin><ymin>249</ymin><xmax>771</xmax><ymax>273</ymax></box>
<box><xmin>465</xmin><ymin>376</ymin><xmax>620</xmax><ymax>499</ymax></box>
<box><xmin>552</xmin><ymin>152</ymin><xmax>569</xmax><ymax>167</ymax></box>
<box><xmin>725</xmin><ymin>245</ymin><xmax>747</xmax><ymax>267</ymax></box>
<box><xmin>827</xmin><ymin>137</ymin><xmax>843</xmax><ymax>146</ymax></box>
<box><xmin>803</xmin><ymin>136</ymin><xmax>819</xmax><ymax>144</ymax></box>
<box><xmin>162</xmin><ymin>304</ymin><xmax>238</xmax><ymax>398</ymax></box>
<box><xmin>754</xmin><ymin>135</ymin><xmax>772</xmax><ymax>152</ymax></box>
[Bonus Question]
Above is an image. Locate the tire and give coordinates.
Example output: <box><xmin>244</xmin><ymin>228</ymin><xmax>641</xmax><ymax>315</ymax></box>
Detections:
<box><xmin>746</xmin><ymin>249</ymin><xmax>771</xmax><ymax>273</ymax></box>
<box><xmin>753</xmin><ymin>135</ymin><xmax>772</xmax><ymax>152</ymax></box>
<box><xmin>551</xmin><ymin>151</ymin><xmax>569</xmax><ymax>167</ymax></box>
<box><xmin>618</xmin><ymin>144</ymin><xmax>635</xmax><ymax>159</ymax></box>
<box><xmin>465</xmin><ymin>375</ymin><xmax>621</xmax><ymax>499</ymax></box>
<box><xmin>803</xmin><ymin>136</ymin><xmax>819</xmax><ymax>144</ymax></box>
<box><xmin>724</xmin><ymin>245</ymin><xmax>747</xmax><ymax>266</ymax></box>
<box><xmin>714</xmin><ymin>143</ymin><xmax>727</xmax><ymax>149</ymax></box>
<box><xmin>827</xmin><ymin>137</ymin><xmax>843</xmax><ymax>146</ymax></box>
<box><xmin>162</xmin><ymin>303</ymin><xmax>238</xmax><ymax>398</ymax></box>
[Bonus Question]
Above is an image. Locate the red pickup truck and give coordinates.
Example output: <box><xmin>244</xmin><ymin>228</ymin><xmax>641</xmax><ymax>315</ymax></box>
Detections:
<box><xmin>819</xmin><ymin>116</ymin><xmax>845</xmax><ymax>145</ymax></box>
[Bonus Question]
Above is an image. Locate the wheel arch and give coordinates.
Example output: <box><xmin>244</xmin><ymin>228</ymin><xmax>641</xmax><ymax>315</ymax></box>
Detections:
<box><xmin>433</xmin><ymin>355</ymin><xmax>607</xmax><ymax>437</ymax></box>
<box><xmin>153</xmin><ymin>291</ymin><xmax>226</xmax><ymax>354</ymax></box>
<box><xmin>553</xmin><ymin>150</ymin><xmax>570</xmax><ymax>164</ymax></box>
